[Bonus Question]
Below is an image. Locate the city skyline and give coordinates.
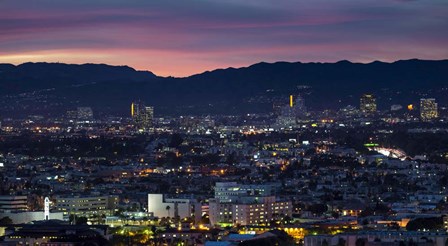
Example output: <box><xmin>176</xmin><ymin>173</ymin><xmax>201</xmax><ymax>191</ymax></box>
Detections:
<box><xmin>1</xmin><ymin>0</ymin><xmax>448</xmax><ymax>76</ymax></box>
<box><xmin>1</xmin><ymin>2</ymin><xmax>448</xmax><ymax>245</ymax></box>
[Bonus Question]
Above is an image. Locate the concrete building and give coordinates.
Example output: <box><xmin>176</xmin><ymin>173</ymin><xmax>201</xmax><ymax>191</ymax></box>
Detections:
<box><xmin>360</xmin><ymin>94</ymin><xmax>377</xmax><ymax>114</ymax></box>
<box><xmin>76</xmin><ymin>107</ymin><xmax>93</xmax><ymax>120</ymax></box>
<box><xmin>2</xmin><ymin>221</ymin><xmax>109</xmax><ymax>245</ymax></box>
<box><xmin>0</xmin><ymin>196</ymin><xmax>28</xmax><ymax>212</ymax></box>
<box><xmin>55</xmin><ymin>195</ymin><xmax>118</xmax><ymax>222</ymax></box>
<box><xmin>420</xmin><ymin>98</ymin><xmax>438</xmax><ymax>122</ymax></box>
<box><xmin>147</xmin><ymin>194</ymin><xmax>202</xmax><ymax>223</ymax></box>
<box><xmin>214</xmin><ymin>182</ymin><xmax>275</xmax><ymax>203</ymax></box>
<box><xmin>0</xmin><ymin>211</ymin><xmax>63</xmax><ymax>225</ymax></box>
<box><xmin>209</xmin><ymin>182</ymin><xmax>292</xmax><ymax>226</ymax></box>
<box><xmin>131</xmin><ymin>101</ymin><xmax>154</xmax><ymax>131</ymax></box>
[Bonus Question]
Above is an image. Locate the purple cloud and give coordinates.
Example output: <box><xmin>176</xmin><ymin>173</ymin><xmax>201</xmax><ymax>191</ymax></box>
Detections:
<box><xmin>0</xmin><ymin>0</ymin><xmax>447</xmax><ymax>76</ymax></box>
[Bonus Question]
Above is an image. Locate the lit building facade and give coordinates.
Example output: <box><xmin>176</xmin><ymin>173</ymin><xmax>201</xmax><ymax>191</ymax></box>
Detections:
<box><xmin>55</xmin><ymin>195</ymin><xmax>118</xmax><ymax>223</ymax></box>
<box><xmin>77</xmin><ymin>107</ymin><xmax>94</xmax><ymax>120</ymax></box>
<box><xmin>209</xmin><ymin>182</ymin><xmax>292</xmax><ymax>226</ymax></box>
<box><xmin>131</xmin><ymin>101</ymin><xmax>154</xmax><ymax>131</ymax></box>
<box><xmin>360</xmin><ymin>94</ymin><xmax>377</xmax><ymax>114</ymax></box>
<box><xmin>420</xmin><ymin>98</ymin><xmax>438</xmax><ymax>121</ymax></box>
<box><xmin>233</xmin><ymin>203</ymin><xmax>268</xmax><ymax>226</ymax></box>
<box><xmin>276</xmin><ymin>95</ymin><xmax>307</xmax><ymax>127</ymax></box>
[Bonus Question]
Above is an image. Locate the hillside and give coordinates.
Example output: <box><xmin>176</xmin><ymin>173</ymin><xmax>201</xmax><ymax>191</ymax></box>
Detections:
<box><xmin>0</xmin><ymin>59</ymin><xmax>447</xmax><ymax>116</ymax></box>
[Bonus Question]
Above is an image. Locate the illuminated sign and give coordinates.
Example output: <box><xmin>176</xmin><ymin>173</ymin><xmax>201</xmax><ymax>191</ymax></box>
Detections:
<box><xmin>364</xmin><ymin>143</ymin><xmax>379</xmax><ymax>147</ymax></box>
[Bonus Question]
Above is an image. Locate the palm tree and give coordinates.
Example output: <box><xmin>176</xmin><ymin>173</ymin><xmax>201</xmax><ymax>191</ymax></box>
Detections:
<box><xmin>166</xmin><ymin>205</ymin><xmax>171</xmax><ymax>218</ymax></box>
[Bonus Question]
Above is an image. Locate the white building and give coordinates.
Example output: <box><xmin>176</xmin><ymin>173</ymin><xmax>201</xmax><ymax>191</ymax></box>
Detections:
<box><xmin>0</xmin><ymin>211</ymin><xmax>63</xmax><ymax>224</ymax></box>
<box><xmin>147</xmin><ymin>194</ymin><xmax>201</xmax><ymax>223</ymax></box>
<box><xmin>209</xmin><ymin>182</ymin><xmax>292</xmax><ymax>226</ymax></box>
<box><xmin>55</xmin><ymin>195</ymin><xmax>118</xmax><ymax>222</ymax></box>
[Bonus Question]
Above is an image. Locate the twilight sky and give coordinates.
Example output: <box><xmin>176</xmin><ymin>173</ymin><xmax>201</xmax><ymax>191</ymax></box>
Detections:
<box><xmin>1</xmin><ymin>0</ymin><xmax>448</xmax><ymax>76</ymax></box>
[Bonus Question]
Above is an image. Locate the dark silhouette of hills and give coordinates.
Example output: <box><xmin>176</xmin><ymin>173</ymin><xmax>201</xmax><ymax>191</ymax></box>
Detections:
<box><xmin>0</xmin><ymin>59</ymin><xmax>447</xmax><ymax>116</ymax></box>
<box><xmin>0</xmin><ymin>62</ymin><xmax>156</xmax><ymax>95</ymax></box>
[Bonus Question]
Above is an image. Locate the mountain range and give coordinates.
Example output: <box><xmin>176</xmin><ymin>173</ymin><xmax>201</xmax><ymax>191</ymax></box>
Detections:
<box><xmin>0</xmin><ymin>59</ymin><xmax>447</xmax><ymax>117</ymax></box>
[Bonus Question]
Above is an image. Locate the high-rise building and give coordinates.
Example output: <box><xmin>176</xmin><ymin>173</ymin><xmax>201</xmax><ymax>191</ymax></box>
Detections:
<box><xmin>420</xmin><ymin>98</ymin><xmax>438</xmax><ymax>122</ymax></box>
<box><xmin>65</xmin><ymin>110</ymin><xmax>78</xmax><ymax>120</ymax></box>
<box><xmin>76</xmin><ymin>107</ymin><xmax>93</xmax><ymax>120</ymax></box>
<box><xmin>131</xmin><ymin>101</ymin><xmax>154</xmax><ymax>131</ymax></box>
<box><xmin>360</xmin><ymin>94</ymin><xmax>377</xmax><ymax>114</ymax></box>
<box><xmin>276</xmin><ymin>95</ymin><xmax>307</xmax><ymax>127</ymax></box>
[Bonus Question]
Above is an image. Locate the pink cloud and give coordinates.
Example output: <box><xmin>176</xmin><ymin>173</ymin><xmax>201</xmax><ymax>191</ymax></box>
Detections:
<box><xmin>0</xmin><ymin>0</ymin><xmax>447</xmax><ymax>76</ymax></box>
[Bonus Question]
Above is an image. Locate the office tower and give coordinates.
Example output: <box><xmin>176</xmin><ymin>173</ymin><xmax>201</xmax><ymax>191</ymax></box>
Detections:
<box><xmin>131</xmin><ymin>101</ymin><xmax>154</xmax><ymax>131</ymax></box>
<box><xmin>420</xmin><ymin>98</ymin><xmax>438</xmax><ymax>121</ymax></box>
<box><xmin>293</xmin><ymin>94</ymin><xmax>307</xmax><ymax>116</ymax></box>
<box><xmin>272</xmin><ymin>101</ymin><xmax>284</xmax><ymax>116</ymax></box>
<box><xmin>360</xmin><ymin>94</ymin><xmax>377</xmax><ymax>114</ymax></box>
<box><xmin>143</xmin><ymin>106</ymin><xmax>154</xmax><ymax>128</ymax></box>
<box><xmin>276</xmin><ymin>95</ymin><xmax>307</xmax><ymax>127</ymax></box>
<box><xmin>76</xmin><ymin>107</ymin><xmax>93</xmax><ymax>120</ymax></box>
<box><xmin>280</xmin><ymin>95</ymin><xmax>307</xmax><ymax>117</ymax></box>
<box><xmin>66</xmin><ymin>110</ymin><xmax>78</xmax><ymax>120</ymax></box>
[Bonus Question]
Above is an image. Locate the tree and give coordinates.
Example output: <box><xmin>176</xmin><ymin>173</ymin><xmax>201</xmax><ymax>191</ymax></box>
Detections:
<box><xmin>308</xmin><ymin>203</ymin><xmax>327</xmax><ymax>216</ymax></box>
<box><xmin>166</xmin><ymin>205</ymin><xmax>171</xmax><ymax>218</ymax></box>
<box><xmin>406</xmin><ymin>217</ymin><xmax>443</xmax><ymax>231</ymax></box>
<box><xmin>338</xmin><ymin>238</ymin><xmax>346</xmax><ymax>246</ymax></box>
<box><xmin>355</xmin><ymin>238</ymin><xmax>366</xmax><ymax>246</ymax></box>
<box><xmin>0</xmin><ymin>216</ymin><xmax>13</xmax><ymax>226</ymax></box>
<box><xmin>76</xmin><ymin>216</ymin><xmax>88</xmax><ymax>225</ymax></box>
<box><xmin>168</xmin><ymin>134</ymin><xmax>183</xmax><ymax>148</ymax></box>
<box><xmin>331</xmin><ymin>211</ymin><xmax>340</xmax><ymax>219</ymax></box>
<box><xmin>200</xmin><ymin>214</ymin><xmax>210</xmax><ymax>225</ymax></box>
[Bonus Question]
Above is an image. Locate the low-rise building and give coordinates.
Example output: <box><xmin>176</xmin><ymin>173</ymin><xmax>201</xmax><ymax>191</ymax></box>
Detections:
<box><xmin>55</xmin><ymin>195</ymin><xmax>118</xmax><ymax>223</ymax></box>
<box><xmin>147</xmin><ymin>194</ymin><xmax>202</xmax><ymax>223</ymax></box>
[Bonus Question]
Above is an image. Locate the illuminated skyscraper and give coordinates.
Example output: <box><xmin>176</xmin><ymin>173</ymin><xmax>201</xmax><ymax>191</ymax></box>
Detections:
<box><xmin>280</xmin><ymin>95</ymin><xmax>307</xmax><ymax>116</ymax></box>
<box><xmin>360</xmin><ymin>94</ymin><xmax>377</xmax><ymax>114</ymax></box>
<box><xmin>420</xmin><ymin>98</ymin><xmax>438</xmax><ymax>122</ymax></box>
<box><xmin>131</xmin><ymin>101</ymin><xmax>154</xmax><ymax>131</ymax></box>
<box><xmin>276</xmin><ymin>95</ymin><xmax>307</xmax><ymax>126</ymax></box>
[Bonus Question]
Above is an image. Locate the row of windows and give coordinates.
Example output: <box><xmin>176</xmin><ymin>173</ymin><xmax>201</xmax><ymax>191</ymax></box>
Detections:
<box><xmin>58</xmin><ymin>199</ymin><xmax>106</xmax><ymax>203</ymax></box>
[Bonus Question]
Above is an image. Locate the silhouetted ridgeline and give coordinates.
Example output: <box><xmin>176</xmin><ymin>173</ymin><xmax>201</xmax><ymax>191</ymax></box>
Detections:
<box><xmin>0</xmin><ymin>59</ymin><xmax>447</xmax><ymax>116</ymax></box>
